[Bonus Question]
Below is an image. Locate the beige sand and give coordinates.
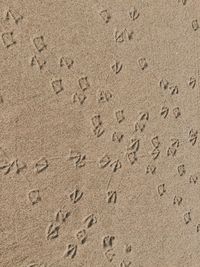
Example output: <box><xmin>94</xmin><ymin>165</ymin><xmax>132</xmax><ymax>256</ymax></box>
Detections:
<box><xmin>0</xmin><ymin>0</ymin><xmax>200</xmax><ymax>266</ymax></box>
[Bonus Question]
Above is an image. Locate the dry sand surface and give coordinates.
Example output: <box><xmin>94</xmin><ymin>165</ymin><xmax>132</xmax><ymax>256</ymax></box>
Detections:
<box><xmin>0</xmin><ymin>0</ymin><xmax>200</xmax><ymax>266</ymax></box>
